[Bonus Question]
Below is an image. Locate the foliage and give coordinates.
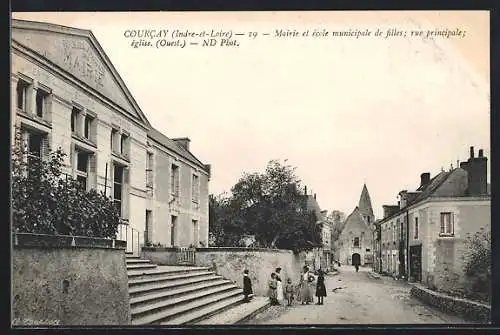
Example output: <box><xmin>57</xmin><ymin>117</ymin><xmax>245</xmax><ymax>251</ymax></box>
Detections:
<box><xmin>208</xmin><ymin>160</ymin><xmax>322</xmax><ymax>252</ymax></box>
<box><xmin>328</xmin><ymin>210</ymin><xmax>346</xmax><ymax>255</ymax></box>
<box><xmin>11</xmin><ymin>132</ymin><xmax>121</xmax><ymax>238</ymax></box>
<box><xmin>462</xmin><ymin>228</ymin><xmax>491</xmax><ymax>301</ymax></box>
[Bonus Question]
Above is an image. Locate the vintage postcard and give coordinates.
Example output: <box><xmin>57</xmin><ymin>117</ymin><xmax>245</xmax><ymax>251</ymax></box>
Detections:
<box><xmin>10</xmin><ymin>11</ymin><xmax>490</xmax><ymax>326</ymax></box>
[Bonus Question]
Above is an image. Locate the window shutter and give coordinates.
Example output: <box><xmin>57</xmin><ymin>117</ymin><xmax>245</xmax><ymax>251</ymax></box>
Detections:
<box><xmin>122</xmin><ymin>167</ymin><xmax>130</xmax><ymax>220</ymax></box>
<box><xmin>88</xmin><ymin>154</ymin><xmax>97</xmax><ymax>190</ymax></box>
<box><xmin>70</xmin><ymin>143</ymin><xmax>75</xmax><ymax>175</ymax></box>
<box><xmin>175</xmin><ymin>168</ymin><xmax>180</xmax><ymax>196</ymax></box>
<box><xmin>41</xmin><ymin>135</ymin><xmax>50</xmax><ymax>162</ymax></box>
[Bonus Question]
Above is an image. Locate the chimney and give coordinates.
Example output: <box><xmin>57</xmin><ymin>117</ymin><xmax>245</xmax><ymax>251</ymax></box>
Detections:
<box><xmin>398</xmin><ymin>190</ymin><xmax>408</xmax><ymax>209</ymax></box>
<box><xmin>466</xmin><ymin>147</ymin><xmax>488</xmax><ymax>196</ymax></box>
<box><xmin>470</xmin><ymin>146</ymin><xmax>474</xmax><ymax>158</ymax></box>
<box><xmin>204</xmin><ymin>164</ymin><xmax>211</xmax><ymax>178</ymax></box>
<box><xmin>304</xmin><ymin>186</ymin><xmax>307</xmax><ymax>195</ymax></box>
<box><xmin>420</xmin><ymin>173</ymin><xmax>431</xmax><ymax>187</ymax></box>
<box><xmin>314</xmin><ymin>193</ymin><xmax>316</xmax><ymax>200</ymax></box>
<box><xmin>172</xmin><ymin>137</ymin><xmax>190</xmax><ymax>151</ymax></box>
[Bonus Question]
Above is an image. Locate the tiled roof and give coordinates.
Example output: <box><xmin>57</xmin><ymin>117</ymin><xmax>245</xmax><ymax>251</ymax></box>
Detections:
<box><xmin>148</xmin><ymin>127</ymin><xmax>208</xmax><ymax>172</ymax></box>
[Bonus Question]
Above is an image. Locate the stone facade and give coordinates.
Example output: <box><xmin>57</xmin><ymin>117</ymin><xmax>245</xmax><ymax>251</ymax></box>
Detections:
<box><xmin>11</xmin><ymin>19</ymin><xmax>210</xmax><ymax>249</ymax></box>
<box><xmin>376</xmin><ymin>147</ymin><xmax>491</xmax><ymax>294</ymax></box>
<box><xmin>338</xmin><ymin>184</ymin><xmax>375</xmax><ymax>266</ymax></box>
<box><xmin>304</xmin><ymin>192</ymin><xmax>332</xmax><ymax>270</ymax></box>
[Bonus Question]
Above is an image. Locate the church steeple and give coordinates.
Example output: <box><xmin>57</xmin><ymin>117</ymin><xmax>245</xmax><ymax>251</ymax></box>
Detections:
<box><xmin>358</xmin><ymin>183</ymin><xmax>375</xmax><ymax>224</ymax></box>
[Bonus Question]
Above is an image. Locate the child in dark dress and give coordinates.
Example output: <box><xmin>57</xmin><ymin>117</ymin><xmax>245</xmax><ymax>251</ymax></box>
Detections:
<box><xmin>243</xmin><ymin>269</ymin><xmax>253</xmax><ymax>303</ymax></box>
<box><xmin>315</xmin><ymin>269</ymin><xmax>327</xmax><ymax>305</ymax></box>
<box><xmin>284</xmin><ymin>278</ymin><xmax>294</xmax><ymax>306</ymax></box>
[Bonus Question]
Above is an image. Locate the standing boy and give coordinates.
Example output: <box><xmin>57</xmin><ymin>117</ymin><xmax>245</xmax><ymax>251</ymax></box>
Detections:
<box><xmin>243</xmin><ymin>269</ymin><xmax>253</xmax><ymax>303</ymax></box>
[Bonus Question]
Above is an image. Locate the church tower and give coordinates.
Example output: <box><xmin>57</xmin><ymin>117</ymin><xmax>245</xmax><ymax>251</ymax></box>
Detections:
<box><xmin>358</xmin><ymin>183</ymin><xmax>375</xmax><ymax>225</ymax></box>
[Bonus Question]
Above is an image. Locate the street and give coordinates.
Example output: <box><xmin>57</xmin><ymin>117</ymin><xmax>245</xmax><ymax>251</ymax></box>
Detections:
<box><xmin>242</xmin><ymin>266</ymin><xmax>470</xmax><ymax>324</ymax></box>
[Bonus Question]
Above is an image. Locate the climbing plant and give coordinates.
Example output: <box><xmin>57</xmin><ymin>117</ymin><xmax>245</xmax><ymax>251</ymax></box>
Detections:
<box><xmin>11</xmin><ymin>129</ymin><xmax>121</xmax><ymax>238</ymax></box>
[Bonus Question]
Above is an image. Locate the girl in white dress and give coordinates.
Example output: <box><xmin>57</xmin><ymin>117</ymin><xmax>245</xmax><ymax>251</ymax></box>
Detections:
<box><xmin>275</xmin><ymin>267</ymin><xmax>284</xmax><ymax>304</ymax></box>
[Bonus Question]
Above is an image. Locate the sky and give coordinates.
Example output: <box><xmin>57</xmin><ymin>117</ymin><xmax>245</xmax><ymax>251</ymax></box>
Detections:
<box><xmin>12</xmin><ymin>11</ymin><xmax>490</xmax><ymax>219</ymax></box>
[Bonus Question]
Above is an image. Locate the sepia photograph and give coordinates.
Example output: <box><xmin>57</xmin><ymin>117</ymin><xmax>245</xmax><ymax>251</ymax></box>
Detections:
<box><xmin>10</xmin><ymin>10</ymin><xmax>491</xmax><ymax>326</ymax></box>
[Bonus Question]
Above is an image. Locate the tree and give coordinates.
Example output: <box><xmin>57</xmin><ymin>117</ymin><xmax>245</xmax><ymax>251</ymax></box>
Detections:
<box><xmin>209</xmin><ymin>160</ymin><xmax>321</xmax><ymax>252</ymax></box>
<box><xmin>11</xmin><ymin>130</ymin><xmax>121</xmax><ymax>238</ymax></box>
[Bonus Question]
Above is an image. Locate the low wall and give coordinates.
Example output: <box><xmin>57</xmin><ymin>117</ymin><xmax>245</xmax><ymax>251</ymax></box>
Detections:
<box><xmin>141</xmin><ymin>247</ymin><xmax>178</xmax><ymax>265</ymax></box>
<box><xmin>410</xmin><ymin>283</ymin><xmax>491</xmax><ymax>323</ymax></box>
<box><xmin>12</xmin><ymin>233</ymin><xmax>130</xmax><ymax>326</ymax></box>
<box><xmin>194</xmin><ymin>247</ymin><xmax>307</xmax><ymax>296</ymax></box>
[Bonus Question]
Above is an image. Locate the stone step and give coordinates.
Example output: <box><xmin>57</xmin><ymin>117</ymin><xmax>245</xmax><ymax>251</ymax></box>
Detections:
<box><xmin>127</xmin><ymin>263</ymin><xmax>158</xmax><ymax>271</ymax></box>
<box><xmin>131</xmin><ymin>286</ymin><xmax>243</xmax><ymax>325</ymax></box>
<box><xmin>195</xmin><ymin>296</ymin><xmax>269</xmax><ymax>325</ymax></box>
<box><xmin>130</xmin><ymin>279</ymin><xmax>231</xmax><ymax>307</ymax></box>
<box><xmin>129</xmin><ymin>274</ymin><xmax>221</xmax><ymax>297</ymax></box>
<box><xmin>161</xmin><ymin>295</ymin><xmax>245</xmax><ymax>325</ymax></box>
<box><xmin>126</xmin><ymin>259</ymin><xmax>153</xmax><ymax>265</ymax></box>
<box><xmin>128</xmin><ymin>266</ymin><xmax>210</xmax><ymax>280</ymax></box>
<box><xmin>129</xmin><ymin>271</ymin><xmax>216</xmax><ymax>287</ymax></box>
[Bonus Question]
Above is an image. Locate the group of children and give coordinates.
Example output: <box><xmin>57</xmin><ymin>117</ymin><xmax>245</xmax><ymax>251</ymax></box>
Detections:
<box><xmin>242</xmin><ymin>266</ymin><xmax>327</xmax><ymax>306</ymax></box>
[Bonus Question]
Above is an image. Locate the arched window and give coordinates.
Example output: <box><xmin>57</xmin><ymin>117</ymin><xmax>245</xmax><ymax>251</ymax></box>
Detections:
<box><xmin>353</xmin><ymin>237</ymin><xmax>360</xmax><ymax>247</ymax></box>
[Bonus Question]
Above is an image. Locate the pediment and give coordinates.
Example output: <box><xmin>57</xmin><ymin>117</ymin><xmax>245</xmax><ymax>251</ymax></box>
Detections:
<box><xmin>12</xmin><ymin>21</ymin><xmax>150</xmax><ymax>126</ymax></box>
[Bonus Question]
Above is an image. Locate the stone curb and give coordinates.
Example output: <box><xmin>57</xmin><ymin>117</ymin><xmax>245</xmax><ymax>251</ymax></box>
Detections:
<box><xmin>410</xmin><ymin>284</ymin><xmax>491</xmax><ymax>323</ymax></box>
<box><xmin>235</xmin><ymin>299</ymin><xmax>272</xmax><ymax>324</ymax></box>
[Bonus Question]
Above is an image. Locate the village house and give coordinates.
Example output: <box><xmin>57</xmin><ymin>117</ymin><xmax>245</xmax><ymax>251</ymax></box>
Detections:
<box><xmin>303</xmin><ymin>187</ymin><xmax>332</xmax><ymax>270</ymax></box>
<box><xmin>11</xmin><ymin>19</ymin><xmax>210</xmax><ymax>252</ymax></box>
<box><xmin>376</xmin><ymin>147</ymin><xmax>491</xmax><ymax>294</ymax></box>
<box><xmin>337</xmin><ymin>184</ymin><xmax>375</xmax><ymax>266</ymax></box>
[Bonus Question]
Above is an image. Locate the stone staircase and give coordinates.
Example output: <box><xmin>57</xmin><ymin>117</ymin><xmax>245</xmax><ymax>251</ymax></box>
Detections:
<box><xmin>126</xmin><ymin>253</ymin><xmax>267</xmax><ymax>325</ymax></box>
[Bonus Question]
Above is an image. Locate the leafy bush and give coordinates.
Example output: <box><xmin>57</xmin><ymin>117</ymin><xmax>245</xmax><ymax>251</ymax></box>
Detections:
<box><xmin>463</xmin><ymin>228</ymin><xmax>491</xmax><ymax>302</ymax></box>
<box><xmin>11</xmin><ymin>134</ymin><xmax>121</xmax><ymax>238</ymax></box>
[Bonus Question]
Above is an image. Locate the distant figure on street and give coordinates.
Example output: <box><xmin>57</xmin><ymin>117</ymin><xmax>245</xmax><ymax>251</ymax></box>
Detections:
<box><xmin>242</xmin><ymin>269</ymin><xmax>253</xmax><ymax>303</ymax></box>
<box><xmin>275</xmin><ymin>267</ymin><xmax>284</xmax><ymax>305</ymax></box>
<box><xmin>299</xmin><ymin>266</ymin><xmax>314</xmax><ymax>304</ymax></box>
<box><xmin>315</xmin><ymin>269</ymin><xmax>327</xmax><ymax>305</ymax></box>
<box><xmin>285</xmin><ymin>278</ymin><xmax>294</xmax><ymax>306</ymax></box>
<box><xmin>355</xmin><ymin>264</ymin><xmax>359</xmax><ymax>272</ymax></box>
<box><xmin>267</xmin><ymin>273</ymin><xmax>278</xmax><ymax>305</ymax></box>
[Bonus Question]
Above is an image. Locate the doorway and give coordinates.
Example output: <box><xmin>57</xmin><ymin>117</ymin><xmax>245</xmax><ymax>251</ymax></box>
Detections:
<box><xmin>352</xmin><ymin>253</ymin><xmax>361</xmax><ymax>266</ymax></box>
<box><xmin>410</xmin><ymin>245</ymin><xmax>422</xmax><ymax>282</ymax></box>
<box><xmin>192</xmin><ymin>220</ymin><xmax>198</xmax><ymax>247</ymax></box>
<box><xmin>171</xmin><ymin>215</ymin><xmax>177</xmax><ymax>247</ymax></box>
<box><xmin>145</xmin><ymin>210</ymin><xmax>152</xmax><ymax>245</ymax></box>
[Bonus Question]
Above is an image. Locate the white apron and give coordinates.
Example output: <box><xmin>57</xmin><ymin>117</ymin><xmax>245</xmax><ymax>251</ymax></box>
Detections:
<box><xmin>276</xmin><ymin>280</ymin><xmax>284</xmax><ymax>302</ymax></box>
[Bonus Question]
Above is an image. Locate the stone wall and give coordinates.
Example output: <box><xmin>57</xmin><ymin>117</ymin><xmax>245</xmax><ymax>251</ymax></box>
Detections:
<box><xmin>195</xmin><ymin>248</ymin><xmax>307</xmax><ymax>296</ymax></box>
<box><xmin>140</xmin><ymin>247</ymin><xmax>308</xmax><ymax>296</ymax></box>
<box><xmin>141</xmin><ymin>247</ymin><xmax>178</xmax><ymax>265</ymax></box>
<box><xmin>410</xmin><ymin>283</ymin><xmax>490</xmax><ymax>323</ymax></box>
<box><xmin>12</xmin><ymin>233</ymin><xmax>130</xmax><ymax>326</ymax></box>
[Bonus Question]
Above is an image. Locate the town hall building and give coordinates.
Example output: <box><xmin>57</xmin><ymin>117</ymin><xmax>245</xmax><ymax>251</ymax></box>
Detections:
<box><xmin>11</xmin><ymin>19</ymin><xmax>211</xmax><ymax>253</ymax></box>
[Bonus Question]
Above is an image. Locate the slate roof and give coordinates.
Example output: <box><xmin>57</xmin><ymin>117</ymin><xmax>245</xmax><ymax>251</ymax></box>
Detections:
<box><xmin>148</xmin><ymin>127</ymin><xmax>209</xmax><ymax>172</ymax></box>
<box><xmin>358</xmin><ymin>183</ymin><xmax>374</xmax><ymax>218</ymax></box>
<box><xmin>379</xmin><ymin>167</ymin><xmax>490</xmax><ymax>223</ymax></box>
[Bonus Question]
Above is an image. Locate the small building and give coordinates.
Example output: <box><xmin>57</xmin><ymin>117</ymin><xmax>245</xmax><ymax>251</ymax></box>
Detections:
<box><xmin>303</xmin><ymin>188</ymin><xmax>332</xmax><ymax>270</ymax></box>
<box><xmin>376</xmin><ymin>147</ymin><xmax>491</xmax><ymax>293</ymax></box>
<box><xmin>338</xmin><ymin>184</ymin><xmax>375</xmax><ymax>266</ymax></box>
